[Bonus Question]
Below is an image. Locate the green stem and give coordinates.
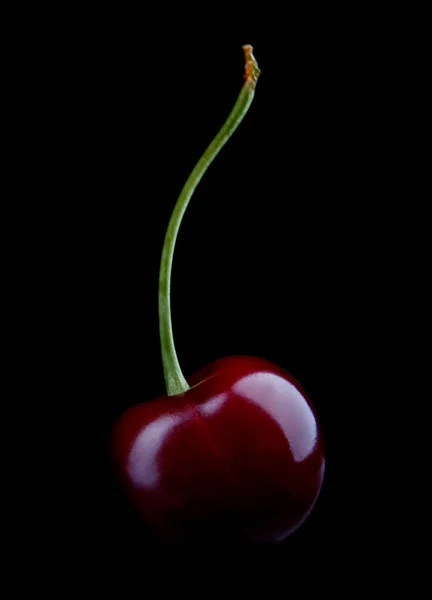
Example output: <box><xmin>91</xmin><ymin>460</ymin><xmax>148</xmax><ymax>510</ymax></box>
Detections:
<box><xmin>158</xmin><ymin>44</ymin><xmax>261</xmax><ymax>396</ymax></box>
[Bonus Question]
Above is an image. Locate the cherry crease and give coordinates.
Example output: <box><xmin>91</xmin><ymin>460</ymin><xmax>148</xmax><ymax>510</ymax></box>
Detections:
<box><xmin>112</xmin><ymin>355</ymin><xmax>325</xmax><ymax>545</ymax></box>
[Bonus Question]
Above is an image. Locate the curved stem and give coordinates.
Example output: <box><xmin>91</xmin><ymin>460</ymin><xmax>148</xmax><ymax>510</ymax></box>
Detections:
<box><xmin>158</xmin><ymin>45</ymin><xmax>261</xmax><ymax>396</ymax></box>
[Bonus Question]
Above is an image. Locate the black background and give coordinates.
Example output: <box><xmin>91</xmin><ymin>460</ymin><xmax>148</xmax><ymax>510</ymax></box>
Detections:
<box><xmin>13</xmin><ymin>14</ymin><xmax>422</xmax><ymax>591</ymax></box>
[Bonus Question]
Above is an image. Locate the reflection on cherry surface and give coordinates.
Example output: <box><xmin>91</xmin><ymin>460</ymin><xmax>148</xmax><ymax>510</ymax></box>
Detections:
<box><xmin>112</xmin><ymin>355</ymin><xmax>325</xmax><ymax>545</ymax></box>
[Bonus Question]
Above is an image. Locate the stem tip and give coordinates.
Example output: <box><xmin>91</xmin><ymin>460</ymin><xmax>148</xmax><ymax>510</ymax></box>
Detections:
<box><xmin>242</xmin><ymin>44</ymin><xmax>261</xmax><ymax>86</ymax></box>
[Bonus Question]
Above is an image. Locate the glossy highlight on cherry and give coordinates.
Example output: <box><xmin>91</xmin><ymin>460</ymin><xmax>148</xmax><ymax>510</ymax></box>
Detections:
<box><xmin>111</xmin><ymin>45</ymin><xmax>325</xmax><ymax>546</ymax></box>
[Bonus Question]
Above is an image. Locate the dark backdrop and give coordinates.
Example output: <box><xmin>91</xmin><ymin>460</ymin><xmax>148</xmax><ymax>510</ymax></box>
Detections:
<box><xmin>21</xmin><ymin>21</ymin><xmax>411</xmax><ymax>590</ymax></box>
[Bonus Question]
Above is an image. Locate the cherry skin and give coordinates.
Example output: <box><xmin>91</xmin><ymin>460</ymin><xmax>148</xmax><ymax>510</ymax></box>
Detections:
<box><xmin>112</xmin><ymin>355</ymin><xmax>325</xmax><ymax>545</ymax></box>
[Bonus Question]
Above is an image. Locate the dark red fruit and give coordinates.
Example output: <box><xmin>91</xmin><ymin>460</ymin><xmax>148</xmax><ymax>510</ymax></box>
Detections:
<box><xmin>112</xmin><ymin>355</ymin><xmax>325</xmax><ymax>545</ymax></box>
<box><xmin>112</xmin><ymin>46</ymin><xmax>325</xmax><ymax>546</ymax></box>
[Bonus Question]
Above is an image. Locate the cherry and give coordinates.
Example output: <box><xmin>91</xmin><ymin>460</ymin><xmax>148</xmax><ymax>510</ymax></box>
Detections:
<box><xmin>112</xmin><ymin>46</ymin><xmax>325</xmax><ymax>545</ymax></box>
<box><xmin>113</xmin><ymin>355</ymin><xmax>325</xmax><ymax>545</ymax></box>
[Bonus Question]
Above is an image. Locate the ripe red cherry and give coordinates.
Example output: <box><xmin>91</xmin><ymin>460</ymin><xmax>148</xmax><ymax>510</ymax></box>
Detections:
<box><xmin>112</xmin><ymin>46</ymin><xmax>325</xmax><ymax>545</ymax></box>
<box><xmin>112</xmin><ymin>355</ymin><xmax>325</xmax><ymax>544</ymax></box>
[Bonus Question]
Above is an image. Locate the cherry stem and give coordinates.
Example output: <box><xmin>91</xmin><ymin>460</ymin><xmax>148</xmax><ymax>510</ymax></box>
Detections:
<box><xmin>158</xmin><ymin>44</ymin><xmax>261</xmax><ymax>396</ymax></box>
